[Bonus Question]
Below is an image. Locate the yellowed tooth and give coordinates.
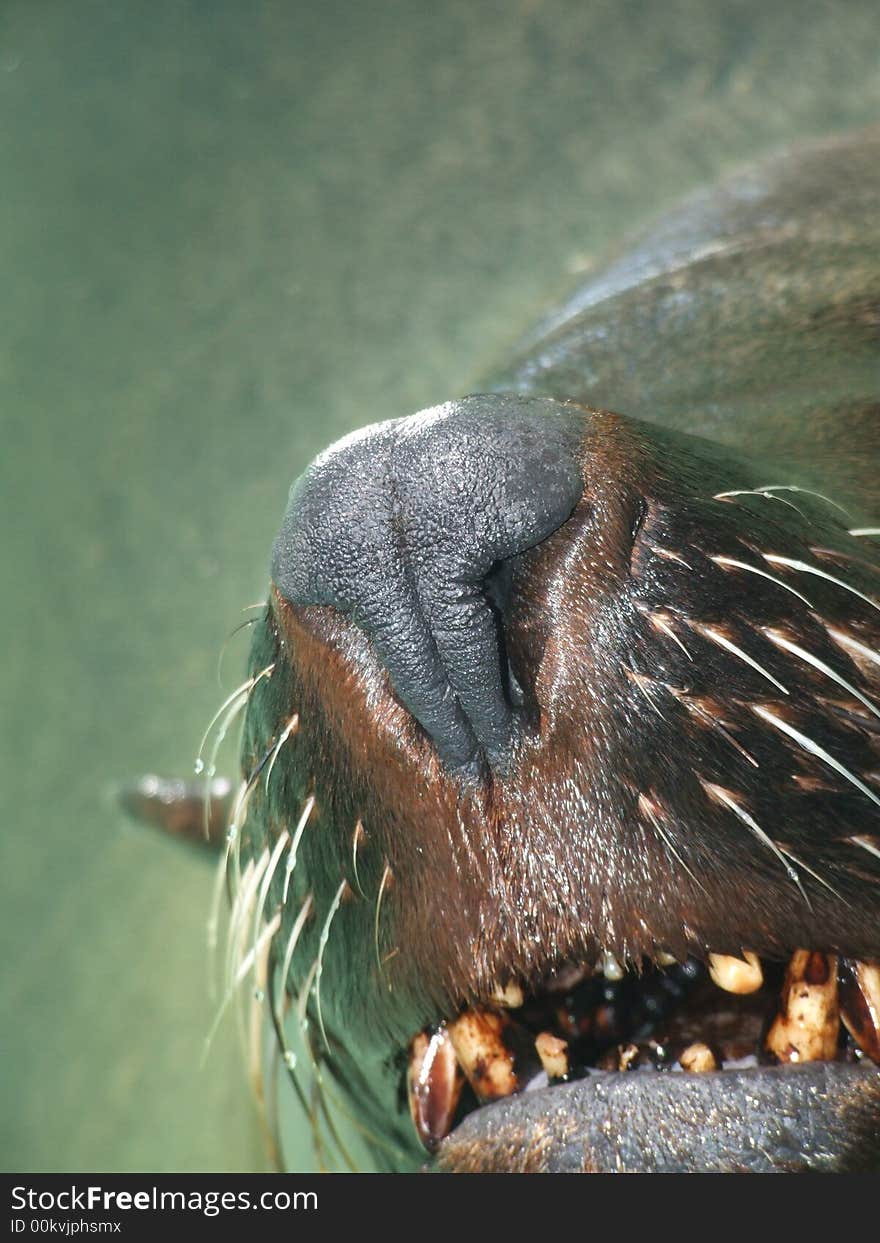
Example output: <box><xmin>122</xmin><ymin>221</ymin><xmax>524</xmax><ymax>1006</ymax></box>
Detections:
<box><xmin>601</xmin><ymin>951</ymin><xmax>625</xmax><ymax>981</ymax></box>
<box><xmin>490</xmin><ymin>980</ymin><xmax>525</xmax><ymax>1009</ymax></box>
<box><xmin>407</xmin><ymin>1026</ymin><xmax>464</xmax><ymax>1152</ymax></box>
<box><xmin>448</xmin><ymin>1008</ymin><xmax>529</xmax><ymax>1102</ymax></box>
<box><xmin>678</xmin><ymin>1041</ymin><xmax>719</xmax><ymax>1073</ymax></box>
<box><xmin>617</xmin><ymin>1042</ymin><xmax>639</xmax><ymax>1071</ymax></box>
<box><xmin>708</xmin><ymin>951</ymin><xmax>764</xmax><ymax>994</ymax></box>
<box><xmin>839</xmin><ymin>958</ymin><xmax>880</xmax><ymax>1065</ymax></box>
<box><xmin>656</xmin><ymin>951</ymin><xmax>678</xmax><ymax>967</ymax></box>
<box><xmin>535</xmin><ymin>1031</ymin><xmax>569</xmax><ymax>1080</ymax></box>
<box><xmin>765</xmin><ymin>950</ymin><xmax>839</xmax><ymax>1064</ymax></box>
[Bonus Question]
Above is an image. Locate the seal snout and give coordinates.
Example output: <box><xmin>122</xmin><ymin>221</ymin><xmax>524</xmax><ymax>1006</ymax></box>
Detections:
<box><xmin>270</xmin><ymin>395</ymin><xmax>585</xmax><ymax>773</ymax></box>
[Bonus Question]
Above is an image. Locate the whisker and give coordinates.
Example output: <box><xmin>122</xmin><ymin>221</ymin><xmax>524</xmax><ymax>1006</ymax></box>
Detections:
<box><xmin>711</xmin><ymin>555</ymin><xmax>813</xmax><ymax>607</ymax></box>
<box><xmin>692</xmin><ymin>623</ymin><xmax>789</xmax><ymax>694</ymax></box>
<box><xmin>627</xmin><ymin>671</ymin><xmax>669</xmax><ymax>720</ymax></box>
<box><xmin>752</xmin><ymin>705</ymin><xmax>880</xmax><ymax>810</ymax></box>
<box><xmin>265</xmin><ymin>944</ymin><xmax>313</xmax><ymax>1120</ymax></box>
<box><xmin>216</xmin><ymin>614</ymin><xmax>264</xmax><ymax>687</ymax></box>
<box><xmin>265</xmin><ymin>714</ymin><xmax>299</xmax><ymax>794</ymax></box>
<box><xmin>638</xmin><ymin>794</ymin><xmax>706</xmax><ymax>893</ymax></box>
<box><xmin>850</xmin><ymin>528</ymin><xmax>880</xmax><ymax>538</ymax></box>
<box><xmin>282</xmin><ymin>794</ymin><xmax>316</xmax><ymax>906</ymax></box>
<box><xmin>201</xmin><ymin>910</ymin><xmax>280</xmax><ymax>1068</ymax></box>
<box><xmin>755</xmin><ymin>484</ymin><xmax>850</xmax><ymax>517</ymax></box>
<box><xmin>197</xmin><ymin>663</ymin><xmax>274</xmax><ymax>776</ymax></box>
<box><xmin>825</xmin><ymin>626</ymin><xmax>880</xmax><ymax>671</ymax></box>
<box><xmin>763</xmin><ymin>554</ymin><xmax>880</xmax><ymax>616</ymax></box>
<box><xmin>713</xmin><ymin>488</ymin><xmax>806</xmax><ymax>517</ymax></box>
<box><xmin>374</xmin><ymin>862</ymin><xmax>393</xmax><ymax>975</ymax></box>
<box><xmin>773</xmin><ymin>844</ymin><xmax>850</xmax><ymax>908</ymax></box>
<box><xmin>250</xmin><ymin>829</ymin><xmax>291</xmax><ymax>986</ymax></box>
<box><xmin>274</xmin><ymin>894</ymin><xmax>314</xmax><ymax>1031</ymax></box>
<box><xmin>351</xmin><ymin>820</ymin><xmax>368</xmax><ymax>899</ymax></box>
<box><xmin>700</xmin><ymin>780</ymin><xmax>810</xmax><ymax>909</ymax></box>
<box><xmin>314</xmin><ymin>881</ymin><xmax>349</xmax><ymax>1054</ymax></box>
<box><xmin>848</xmin><ymin>834</ymin><xmax>880</xmax><ymax>863</ymax></box>
<box><xmin>763</xmin><ymin>629</ymin><xmax>880</xmax><ymax>721</ymax></box>
<box><xmin>647</xmin><ymin>611</ymin><xmax>693</xmax><ymax>660</ymax></box>
<box><xmin>225</xmin><ymin>852</ymin><xmax>268</xmax><ymax>1000</ymax></box>
<box><xmin>248</xmin><ymin>913</ymin><xmax>283</xmax><ymax>1172</ymax></box>
<box><xmin>198</xmin><ymin>663</ymin><xmax>275</xmax><ymax>841</ymax></box>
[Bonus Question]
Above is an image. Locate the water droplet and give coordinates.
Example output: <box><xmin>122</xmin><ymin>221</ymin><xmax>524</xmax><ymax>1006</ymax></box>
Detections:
<box><xmin>194</xmin><ymin>759</ymin><xmax>204</xmax><ymax>775</ymax></box>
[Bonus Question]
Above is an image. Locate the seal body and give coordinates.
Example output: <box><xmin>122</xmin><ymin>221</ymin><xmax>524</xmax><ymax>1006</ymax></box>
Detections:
<box><xmin>235</xmin><ymin>130</ymin><xmax>880</xmax><ymax>1172</ymax></box>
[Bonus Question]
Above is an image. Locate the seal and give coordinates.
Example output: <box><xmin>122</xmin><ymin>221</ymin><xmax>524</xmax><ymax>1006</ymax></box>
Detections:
<box><xmin>204</xmin><ymin>129</ymin><xmax>880</xmax><ymax>1172</ymax></box>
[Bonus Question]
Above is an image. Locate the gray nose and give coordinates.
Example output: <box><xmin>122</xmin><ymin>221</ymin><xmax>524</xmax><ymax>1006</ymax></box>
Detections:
<box><xmin>271</xmin><ymin>394</ymin><xmax>585</xmax><ymax>774</ymax></box>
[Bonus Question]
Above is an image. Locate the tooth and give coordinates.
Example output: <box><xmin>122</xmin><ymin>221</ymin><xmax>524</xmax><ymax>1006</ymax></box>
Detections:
<box><xmin>447</xmin><ymin>1008</ymin><xmax>532</xmax><ymax>1102</ymax></box>
<box><xmin>765</xmin><ymin>950</ymin><xmax>839</xmax><ymax>1064</ymax></box>
<box><xmin>839</xmin><ymin>959</ymin><xmax>880</xmax><ymax>1064</ymax></box>
<box><xmin>656</xmin><ymin>951</ymin><xmax>678</xmax><ymax>967</ymax></box>
<box><xmin>617</xmin><ymin>1042</ymin><xmax>639</xmax><ymax>1071</ymax></box>
<box><xmin>708</xmin><ymin>951</ymin><xmax>764</xmax><ymax>994</ymax></box>
<box><xmin>490</xmin><ymin>980</ymin><xmax>525</xmax><ymax>1009</ymax></box>
<box><xmin>678</xmin><ymin>1041</ymin><xmax>719</xmax><ymax>1072</ymax></box>
<box><xmin>407</xmin><ymin>1027</ymin><xmax>464</xmax><ymax>1152</ymax></box>
<box><xmin>535</xmin><ymin>1031</ymin><xmax>569</xmax><ymax>1079</ymax></box>
<box><xmin>601</xmin><ymin>951</ymin><xmax>625</xmax><ymax>981</ymax></box>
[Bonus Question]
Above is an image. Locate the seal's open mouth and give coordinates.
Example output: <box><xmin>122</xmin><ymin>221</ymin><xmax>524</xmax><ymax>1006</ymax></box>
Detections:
<box><xmin>408</xmin><ymin>952</ymin><xmax>880</xmax><ymax>1172</ymax></box>
<box><xmin>236</xmin><ymin>395</ymin><xmax>880</xmax><ymax>1172</ymax></box>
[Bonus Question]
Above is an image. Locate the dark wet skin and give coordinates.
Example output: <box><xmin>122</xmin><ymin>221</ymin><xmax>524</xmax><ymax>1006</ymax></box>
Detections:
<box><xmin>133</xmin><ymin>130</ymin><xmax>880</xmax><ymax>1171</ymax></box>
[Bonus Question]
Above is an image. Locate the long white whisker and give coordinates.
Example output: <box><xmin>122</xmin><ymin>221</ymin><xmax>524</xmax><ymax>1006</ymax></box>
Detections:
<box><xmin>250</xmin><ymin>830</ymin><xmax>291</xmax><ymax>987</ymax></box>
<box><xmin>693</xmin><ymin>623</ymin><xmax>789</xmax><ymax>694</ymax></box>
<box><xmin>649</xmin><ymin>612</ymin><xmax>693</xmax><ymax>660</ymax></box>
<box><xmin>628</xmin><ymin>671</ymin><xmax>668</xmax><ymax>720</ymax></box>
<box><xmin>296</xmin><ymin>956</ymin><xmax>320</xmax><ymax>1029</ymax></box>
<box><xmin>265</xmin><ymin>714</ymin><xmax>299</xmax><ymax>793</ymax></box>
<box><xmin>850</xmin><ymin>527</ymin><xmax>880</xmax><ymax>538</ymax></box>
<box><xmin>774</xmin><ymin>844</ymin><xmax>849</xmax><ymax>907</ymax></box>
<box><xmin>763</xmin><ymin>629</ymin><xmax>880</xmax><ymax>721</ymax></box>
<box><xmin>755</xmin><ymin>484</ymin><xmax>850</xmax><ymax>516</ymax></box>
<box><xmin>314</xmin><ymin>881</ymin><xmax>348</xmax><ymax>1054</ymax></box>
<box><xmin>701</xmin><ymin>780</ymin><xmax>810</xmax><ymax>909</ymax></box>
<box><xmin>825</xmin><ymin>627</ymin><xmax>880</xmax><ymax>670</ymax></box>
<box><xmin>201</xmin><ymin>911</ymin><xmax>280</xmax><ymax>1068</ymax></box>
<box><xmin>374</xmin><ymin>862</ymin><xmax>392</xmax><ymax>974</ymax></box>
<box><xmin>274</xmin><ymin>894</ymin><xmax>314</xmax><ymax>1037</ymax></box>
<box><xmin>763</xmin><ymin>554</ymin><xmax>880</xmax><ymax>615</ymax></box>
<box><xmin>848</xmin><ymin>834</ymin><xmax>880</xmax><ymax>863</ymax></box>
<box><xmin>753</xmin><ymin>705</ymin><xmax>880</xmax><ymax>809</ymax></box>
<box><xmin>638</xmin><ymin>794</ymin><xmax>706</xmax><ymax>893</ymax></box>
<box><xmin>282</xmin><ymin>794</ymin><xmax>316</xmax><ymax>905</ymax></box>
<box><xmin>226</xmin><ymin>852</ymin><xmax>269</xmax><ymax>996</ymax></box>
<box><xmin>711</xmin><ymin>555</ymin><xmax>813</xmax><ymax>607</ymax></box>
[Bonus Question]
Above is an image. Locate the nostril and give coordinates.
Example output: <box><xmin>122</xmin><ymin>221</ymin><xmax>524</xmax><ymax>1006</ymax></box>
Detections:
<box><xmin>482</xmin><ymin>559</ymin><xmax>525</xmax><ymax>711</ymax></box>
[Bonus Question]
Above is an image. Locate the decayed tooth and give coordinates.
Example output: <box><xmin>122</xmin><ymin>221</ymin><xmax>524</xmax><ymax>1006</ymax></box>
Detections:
<box><xmin>407</xmin><ymin>1027</ymin><xmax>465</xmax><ymax>1152</ymax></box>
<box><xmin>839</xmin><ymin>959</ymin><xmax>880</xmax><ymax>1064</ymax></box>
<box><xmin>617</xmin><ymin>1042</ymin><xmax>639</xmax><ymax>1071</ymax></box>
<box><xmin>447</xmin><ymin>1008</ymin><xmax>532</xmax><ymax>1102</ymax></box>
<box><xmin>709</xmin><ymin>951</ymin><xmax>764</xmax><ymax>995</ymax></box>
<box><xmin>678</xmin><ymin>1041</ymin><xmax>718</xmax><ymax>1073</ymax></box>
<box><xmin>535</xmin><ymin>1031</ymin><xmax>569</xmax><ymax>1080</ymax></box>
<box><xmin>601</xmin><ymin>951</ymin><xmax>625</xmax><ymax>981</ymax></box>
<box><xmin>765</xmin><ymin>950</ymin><xmax>839</xmax><ymax>1064</ymax></box>
<box><xmin>490</xmin><ymin>980</ymin><xmax>525</xmax><ymax>1009</ymax></box>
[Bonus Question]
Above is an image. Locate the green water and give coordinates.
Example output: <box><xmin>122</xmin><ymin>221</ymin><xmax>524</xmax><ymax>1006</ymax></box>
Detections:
<box><xmin>2</xmin><ymin>0</ymin><xmax>879</xmax><ymax>1172</ymax></box>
